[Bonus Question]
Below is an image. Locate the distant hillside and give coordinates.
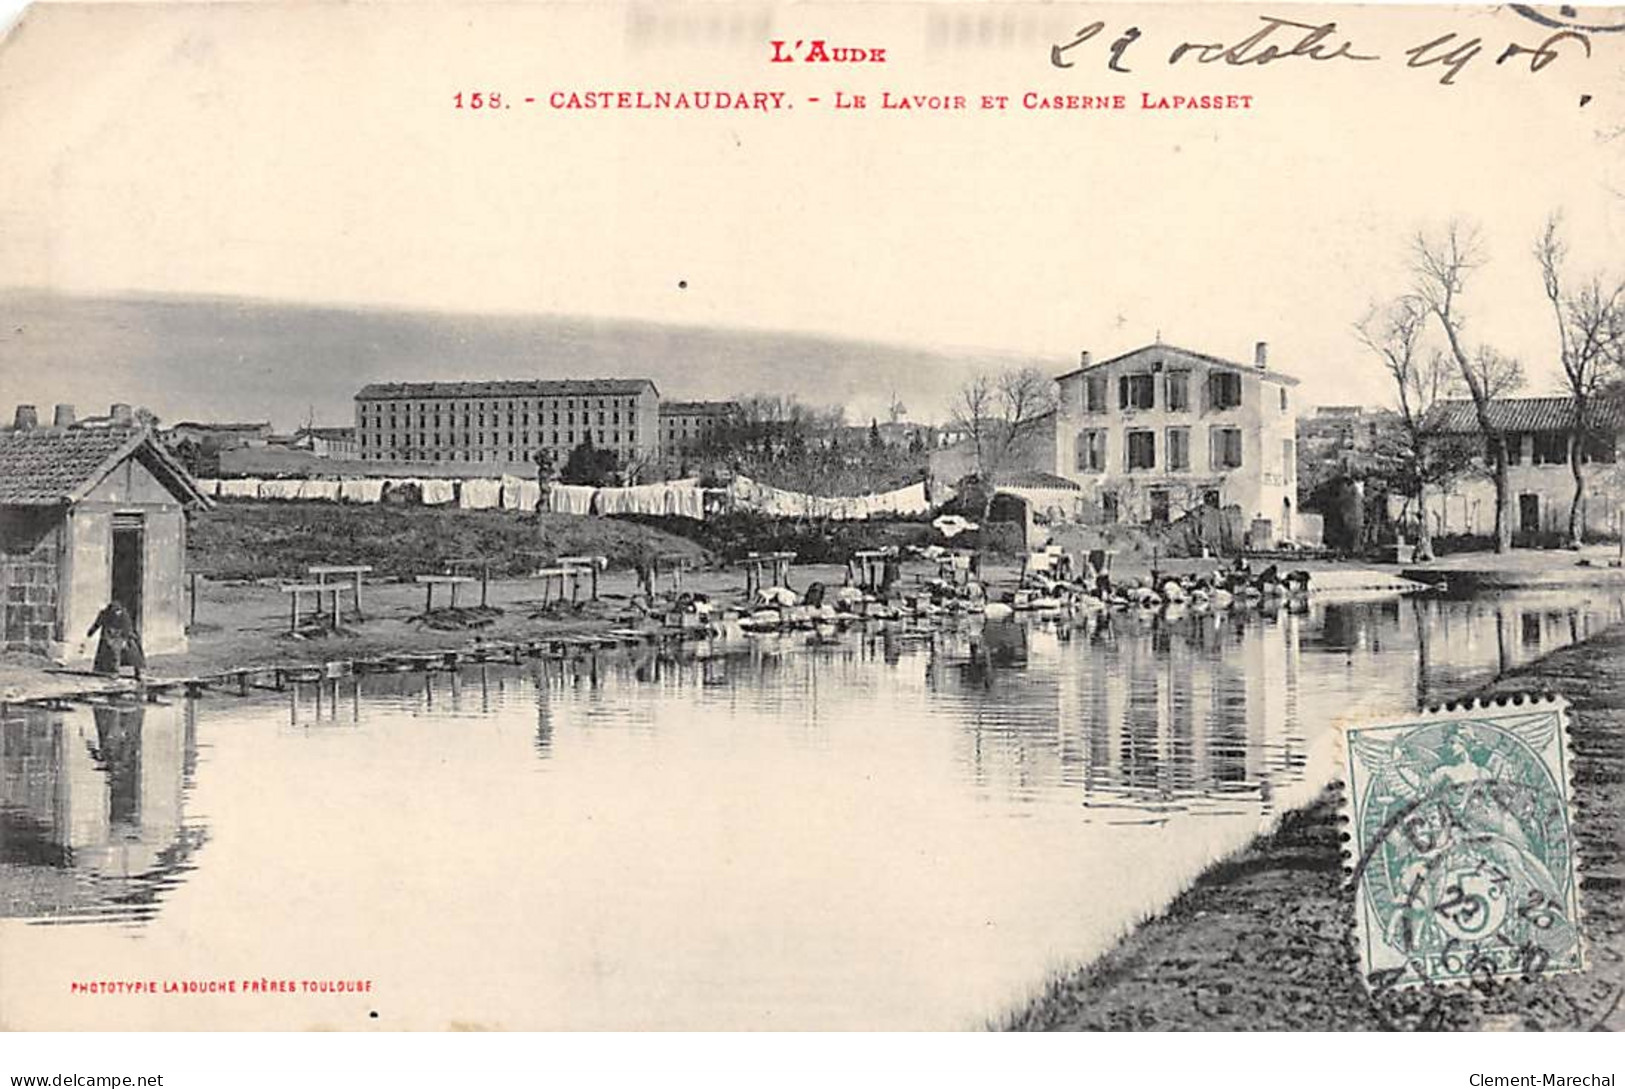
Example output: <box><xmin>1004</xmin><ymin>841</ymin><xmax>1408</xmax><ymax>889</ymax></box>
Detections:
<box><xmin>0</xmin><ymin>289</ymin><xmax>1039</xmax><ymax>431</ymax></box>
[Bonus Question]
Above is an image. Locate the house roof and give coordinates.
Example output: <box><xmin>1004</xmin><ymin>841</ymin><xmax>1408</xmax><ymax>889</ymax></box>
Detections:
<box><xmin>994</xmin><ymin>469</ymin><xmax>1082</xmax><ymax>492</ymax></box>
<box><xmin>356</xmin><ymin>378</ymin><xmax>658</xmax><ymax>400</ymax></box>
<box><xmin>1056</xmin><ymin>343</ymin><xmax>1301</xmax><ymax>387</ymax></box>
<box><xmin>297</xmin><ymin>426</ymin><xmax>357</xmax><ymax>440</ymax></box>
<box><xmin>0</xmin><ymin>427</ymin><xmax>215</xmax><ymax>509</ymax></box>
<box><xmin>659</xmin><ymin>400</ymin><xmax>740</xmax><ymax>416</ymax></box>
<box><xmin>169</xmin><ymin>421</ymin><xmax>271</xmax><ymax>432</ymax></box>
<box><xmin>1424</xmin><ymin>396</ymin><xmax>1625</xmax><ymax>435</ymax></box>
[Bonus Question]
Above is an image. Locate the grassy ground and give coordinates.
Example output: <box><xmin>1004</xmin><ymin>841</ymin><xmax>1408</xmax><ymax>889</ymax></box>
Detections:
<box><xmin>1005</xmin><ymin>622</ymin><xmax>1625</xmax><ymax>1032</ymax></box>
<box><xmin>189</xmin><ymin>501</ymin><xmax>712</xmax><ymax>579</ymax></box>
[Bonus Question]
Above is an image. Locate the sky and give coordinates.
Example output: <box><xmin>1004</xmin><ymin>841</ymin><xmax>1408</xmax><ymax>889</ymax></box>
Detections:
<box><xmin>1</xmin><ymin>1</ymin><xmax>1622</xmax><ymax>427</ymax></box>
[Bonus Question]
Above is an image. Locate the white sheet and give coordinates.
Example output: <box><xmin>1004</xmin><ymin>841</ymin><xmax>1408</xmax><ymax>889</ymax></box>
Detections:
<box><xmin>339</xmin><ymin>479</ymin><xmax>386</xmax><ymax>504</ymax></box>
<box><xmin>297</xmin><ymin>480</ymin><xmax>341</xmax><ymax>501</ymax></box>
<box><xmin>419</xmin><ymin>478</ymin><xmax>455</xmax><ymax>506</ymax></box>
<box><xmin>458</xmin><ymin>477</ymin><xmax>501</xmax><ymax>510</ymax></box>
<box><xmin>547</xmin><ymin>484</ymin><xmax>596</xmax><ymax>515</ymax></box>
<box><xmin>259</xmin><ymin>479</ymin><xmax>302</xmax><ymax>500</ymax></box>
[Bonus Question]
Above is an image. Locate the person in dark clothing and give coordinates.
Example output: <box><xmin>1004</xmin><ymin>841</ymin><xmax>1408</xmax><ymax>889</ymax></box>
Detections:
<box><xmin>880</xmin><ymin>556</ymin><xmax>901</xmax><ymax>597</ymax></box>
<box><xmin>88</xmin><ymin>600</ymin><xmax>144</xmax><ymax>680</ymax></box>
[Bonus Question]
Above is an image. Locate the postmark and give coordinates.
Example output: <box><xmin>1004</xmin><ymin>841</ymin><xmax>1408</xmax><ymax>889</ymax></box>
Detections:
<box><xmin>1342</xmin><ymin>696</ymin><xmax>1584</xmax><ymax>993</ymax></box>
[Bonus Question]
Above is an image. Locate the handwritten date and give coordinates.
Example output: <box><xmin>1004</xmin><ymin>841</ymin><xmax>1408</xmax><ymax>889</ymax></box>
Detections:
<box><xmin>1049</xmin><ymin>14</ymin><xmax>1595</xmax><ymax>85</ymax></box>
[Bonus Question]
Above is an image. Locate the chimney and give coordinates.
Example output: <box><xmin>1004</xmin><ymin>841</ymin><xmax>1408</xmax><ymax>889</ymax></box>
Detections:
<box><xmin>13</xmin><ymin>405</ymin><xmax>38</xmax><ymax>431</ymax></box>
<box><xmin>1079</xmin><ymin>350</ymin><xmax>1093</xmax><ymax>368</ymax></box>
<box><xmin>110</xmin><ymin>403</ymin><xmax>134</xmax><ymax>427</ymax></box>
<box><xmin>53</xmin><ymin>404</ymin><xmax>75</xmax><ymax>428</ymax></box>
<box><xmin>1254</xmin><ymin>341</ymin><xmax>1269</xmax><ymax>369</ymax></box>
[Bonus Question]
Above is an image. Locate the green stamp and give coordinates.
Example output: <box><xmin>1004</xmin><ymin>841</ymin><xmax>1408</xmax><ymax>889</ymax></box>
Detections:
<box><xmin>1342</xmin><ymin>697</ymin><xmax>1584</xmax><ymax>992</ymax></box>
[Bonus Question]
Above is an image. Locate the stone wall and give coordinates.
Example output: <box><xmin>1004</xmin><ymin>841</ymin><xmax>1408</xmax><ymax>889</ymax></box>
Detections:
<box><xmin>0</xmin><ymin>509</ymin><xmax>62</xmax><ymax>655</ymax></box>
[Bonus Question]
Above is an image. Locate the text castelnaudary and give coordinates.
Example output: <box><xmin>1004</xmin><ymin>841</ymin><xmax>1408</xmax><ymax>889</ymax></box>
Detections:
<box><xmin>550</xmin><ymin>91</ymin><xmax>787</xmax><ymax>111</ymax></box>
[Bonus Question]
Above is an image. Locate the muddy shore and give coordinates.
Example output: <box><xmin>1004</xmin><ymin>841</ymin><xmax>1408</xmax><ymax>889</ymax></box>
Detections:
<box><xmin>0</xmin><ymin>554</ymin><xmax>1430</xmax><ymax>705</ymax></box>
<box><xmin>1005</xmin><ymin>621</ymin><xmax>1625</xmax><ymax>1032</ymax></box>
<box><xmin>0</xmin><ymin>565</ymin><xmax>831</xmax><ymax>702</ymax></box>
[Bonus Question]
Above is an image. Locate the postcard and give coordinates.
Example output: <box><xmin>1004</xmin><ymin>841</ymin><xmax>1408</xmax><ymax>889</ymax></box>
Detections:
<box><xmin>1</xmin><ymin>0</ymin><xmax>1623</xmax><ymax>1036</ymax></box>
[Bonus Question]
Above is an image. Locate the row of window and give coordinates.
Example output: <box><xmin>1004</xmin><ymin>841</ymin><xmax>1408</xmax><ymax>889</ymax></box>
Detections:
<box><xmin>360</xmin><ymin>448</ymin><xmax>626</xmax><ymax>463</ymax></box>
<box><xmin>1507</xmin><ymin>432</ymin><xmax>1618</xmax><ymax>466</ymax></box>
<box><xmin>362</xmin><ymin>429</ymin><xmax>641</xmax><ymax>450</ymax></box>
<box><xmin>1077</xmin><ymin>371</ymin><xmax>1284</xmax><ymax>414</ymax></box>
<box><xmin>1098</xmin><ymin>488</ymin><xmax>1224</xmax><ymax>525</ymax></box>
<box><xmin>1076</xmin><ymin>427</ymin><xmax>1295</xmax><ymax>474</ymax></box>
<box><xmin>359</xmin><ymin>396</ymin><xmax>644</xmax><ymax>415</ymax></box>
<box><xmin>363</xmin><ymin>411</ymin><xmax>634</xmax><ymax>429</ymax></box>
<box><xmin>360</xmin><ymin>442</ymin><xmax>639</xmax><ymax>462</ymax></box>
<box><xmin>664</xmin><ymin>418</ymin><xmax>722</xmax><ymax>435</ymax></box>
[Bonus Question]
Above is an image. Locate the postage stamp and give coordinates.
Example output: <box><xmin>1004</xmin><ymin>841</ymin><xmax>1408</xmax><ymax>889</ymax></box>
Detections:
<box><xmin>1342</xmin><ymin>696</ymin><xmax>1585</xmax><ymax>993</ymax></box>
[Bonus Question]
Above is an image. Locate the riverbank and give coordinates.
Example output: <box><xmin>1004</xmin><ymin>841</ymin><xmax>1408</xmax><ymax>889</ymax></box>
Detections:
<box><xmin>0</xmin><ymin>560</ymin><xmax>950</xmax><ymax>703</ymax></box>
<box><xmin>13</xmin><ymin>510</ymin><xmax>1616</xmax><ymax>708</ymax></box>
<box><xmin>1403</xmin><ymin>543</ymin><xmax>1625</xmax><ymax>592</ymax></box>
<box><xmin>1004</xmin><ymin>620</ymin><xmax>1625</xmax><ymax>1032</ymax></box>
<box><xmin>3</xmin><ymin>555</ymin><xmax>1436</xmax><ymax>708</ymax></box>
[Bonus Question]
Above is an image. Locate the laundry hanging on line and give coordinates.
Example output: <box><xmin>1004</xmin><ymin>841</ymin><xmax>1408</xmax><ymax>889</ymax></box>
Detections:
<box><xmin>339</xmin><ymin>479</ymin><xmax>386</xmax><ymax>504</ymax></box>
<box><xmin>547</xmin><ymin>484</ymin><xmax>596</xmax><ymax>515</ymax></box>
<box><xmin>458</xmin><ymin>478</ymin><xmax>502</xmax><ymax>510</ymax></box>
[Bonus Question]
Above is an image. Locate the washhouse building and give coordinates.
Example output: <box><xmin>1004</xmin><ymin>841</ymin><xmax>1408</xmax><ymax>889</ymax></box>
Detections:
<box><xmin>0</xmin><ymin>411</ymin><xmax>213</xmax><ymax>661</ymax></box>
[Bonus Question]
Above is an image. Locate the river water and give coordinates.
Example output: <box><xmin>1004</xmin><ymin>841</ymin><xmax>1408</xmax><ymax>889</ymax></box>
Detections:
<box><xmin>2</xmin><ymin>589</ymin><xmax>1621</xmax><ymax>1030</ymax></box>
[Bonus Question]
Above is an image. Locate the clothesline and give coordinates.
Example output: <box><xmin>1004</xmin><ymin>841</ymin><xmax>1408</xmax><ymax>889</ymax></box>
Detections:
<box><xmin>199</xmin><ymin>473</ymin><xmax>941</xmax><ymax>523</ymax></box>
<box><xmin>727</xmin><ymin>475</ymin><xmax>934</xmax><ymax>520</ymax></box>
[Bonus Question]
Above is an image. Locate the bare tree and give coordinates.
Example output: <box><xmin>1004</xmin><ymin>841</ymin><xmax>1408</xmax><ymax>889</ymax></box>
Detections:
<box><xmin>1535</xmin><ymin>212</ymin><xmax>1625</xmax><ymax>547</ymax></box>
<box><xmin>952</xmin><ymin>373</ymin><xmax>995</xmax><ymax>476</ymax></box>
<box><xmin>951</xmin><ymin>366</ymin><xmax>1057</xmax><ymax>519</ymax></box>
<box><xmin>1355</xmin><ymin>296</ymin><xmax>1456</xmax><ymax>560</ymax></box>
<box><xmin>620</xmin><ymin>447</ymin><xmax>661</xmax><ymax>486</ymax></box>
<box><xmin>1411</xmin><ymin>221</ymin><xmax>1523</xmax><ymax>552</ymax></box>
<box><xmin>714</xmin><ymin>393</ymin><xmax>845</xmax><ymax>460</ymax></box>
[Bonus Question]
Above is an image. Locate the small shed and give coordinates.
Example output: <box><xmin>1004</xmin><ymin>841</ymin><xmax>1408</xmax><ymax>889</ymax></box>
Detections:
<box><xmin>0</xmin><ymin>424</ymin><xmax>213</xmax><ymax>661</ymax></box>
<box><xmin>991</xmin><ymin>470</ymin><xmax>1087</xmax><ymax>550</ymax></box>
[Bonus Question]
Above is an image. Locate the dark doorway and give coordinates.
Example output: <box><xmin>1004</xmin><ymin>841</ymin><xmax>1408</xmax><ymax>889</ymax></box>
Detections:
<box><xmin>1149</xmin><ymin>489</ymin><xmax>1170</xmax><ymax>524</ymax></box>
<box><xmin>111</xmin><ymin>515</ymin><xmax>144</xmax><ymax>634</ymax></box>
<box><xmin>1518</xmin><ymin>494</ymin><xmax>1540</xmax><ymax>536</ymax></box>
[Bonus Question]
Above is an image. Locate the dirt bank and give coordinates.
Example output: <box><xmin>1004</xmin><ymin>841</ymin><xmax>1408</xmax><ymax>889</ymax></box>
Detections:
<box><xmin>1006</xmin><ymin>623</ymin><xmax>1625</xmax><ymax>1032</ymax></box>
<box><xmin>0</xmin><ymin>560</ymin><xmax>936</xmax><ymax>703</ymax></box>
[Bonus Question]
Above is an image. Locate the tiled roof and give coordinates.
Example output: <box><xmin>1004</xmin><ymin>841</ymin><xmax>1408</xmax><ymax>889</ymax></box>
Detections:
<box><xmin>0</xmin><ymin>427</ymin><xmax>213</xmax><ymax>508</ymax></box>
<box><xmin>1057</xmin><ymin>343</ymin><xmax>1301</xmax><ymax>387</ymax></box>
<box><xmin>659</xmin><ymin>400</ymin><xmax>740</xmax><ymax>415</ymax></box>
<box><xmin>356</xmin><ymin>378</ymin><xmax>658</xmax><ymax>400</ymax></box>
<box><xmin>994</xmin><ymin>469</ymin><xmax>1083</xmax><ymax>491</ymax></box>
<box><xmin>169</xmin><ymin>421</ymin><xmax>270</xmax><ymax>432</ymax></box>
<box><xmin>1423</xmin><ymin>396</ymin><xmax>1625</xmax><ymax>435</ymax></box>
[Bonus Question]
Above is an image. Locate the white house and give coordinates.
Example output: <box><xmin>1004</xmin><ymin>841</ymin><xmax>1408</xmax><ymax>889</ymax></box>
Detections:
<box><xmin>1053</xmin><ymin>342</ymin><xmax>1301</xmax><ymax>543</ymax></box>
<box><xmin>1414</xmin><ymin>395</ymin><xmax>1624</xmax><ymax>540</ymax></box>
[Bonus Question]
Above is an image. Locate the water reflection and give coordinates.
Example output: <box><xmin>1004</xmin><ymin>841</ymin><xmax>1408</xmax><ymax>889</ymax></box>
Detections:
<box><xmin>1</xmin><ymin>589</ymin><xmax>1621</xmax><ymax>1028</ymax></box>
<box><xmin>0</xmin><ymin>699</ymin><xmax>203</xmax><ymax>925</ymax></box>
